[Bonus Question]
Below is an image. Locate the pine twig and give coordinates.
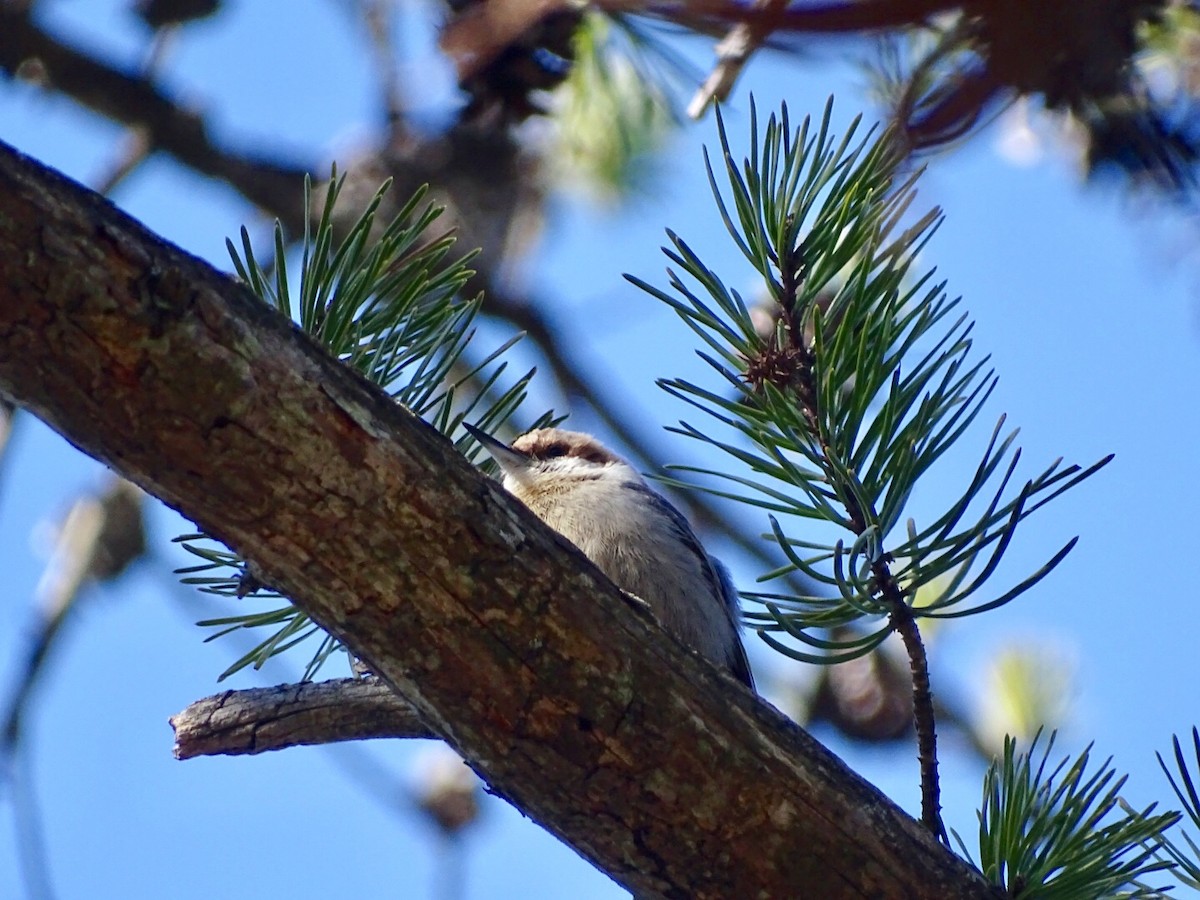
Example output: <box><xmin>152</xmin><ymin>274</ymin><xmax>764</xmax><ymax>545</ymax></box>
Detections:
<box><xmin>687</xmin><ymin>0</ymin><xmax>789</xmax><ymax>119</ymax></box>
<box><xmin>886</xmin><ymin>585</ymin><xmax>946</xmax><ymax>842</ymax></box>
<box><xmin>752</xmin><ymin>205</ymin><xmax>948</xmax><ymax>844</ymax></box>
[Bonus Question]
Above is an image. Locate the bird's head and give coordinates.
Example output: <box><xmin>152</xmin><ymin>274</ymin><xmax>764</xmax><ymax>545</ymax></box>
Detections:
<box><xmin>464</xmin><ymin>425</ymin><xmax>629</xmax><ymax>498</ymax></box>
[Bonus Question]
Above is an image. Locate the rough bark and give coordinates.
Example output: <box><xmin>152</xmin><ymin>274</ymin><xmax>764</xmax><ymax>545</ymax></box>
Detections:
<box><xmin>170</xmin><ymin>679</ymin><xmax>435</xmax><ymax>759</ymax></box>
<box><xmin>0</xmin><ymin>140</ymin><xmax>1001</xmax><ymax>899</ymax></box>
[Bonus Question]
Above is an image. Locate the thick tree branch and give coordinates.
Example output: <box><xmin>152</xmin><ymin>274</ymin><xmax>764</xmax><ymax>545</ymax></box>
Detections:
<box><xmin>0</xmin><ymin>6</ymin><xmax>810</xmax><ymax>603</ymax></box>
<box><xmin>170</xmin><ymin>678</ymin><xmax>434</xmax><ymax>759</ymax></box>
<box><xmin>0</xmin><ymin>141</ymin><xmax>1001</xmax><ymax>898</ymax></box>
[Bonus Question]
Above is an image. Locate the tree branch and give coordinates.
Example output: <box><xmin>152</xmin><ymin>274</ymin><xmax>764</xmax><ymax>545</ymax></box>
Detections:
<box><xmin>887</xmin><ymin>587</ymin><xmax>947</xmax><ymax>843</ymax></box>
<box><xmin>0</xmin><ymin>140</ymin><xmax>1001</xmax><ymax>898</ymax></box>
<box><xmin>170</xmin><ymin>678</ymin><xmax>435</xmax><ymax>759</ymax></box>
<box><xmin>0</xmin><ymin>6</ymin><xmax>811</xmax><ymax>607</ymax></box>
<box><xmin>0</xmin><ymin>7</ymin><xmax>311</xmax><ymax>223</ymax></box>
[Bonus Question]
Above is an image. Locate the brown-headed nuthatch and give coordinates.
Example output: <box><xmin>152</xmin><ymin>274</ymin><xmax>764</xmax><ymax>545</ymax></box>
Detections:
<box><xmin>465</xmin><ymin>425</ymin><xmax>754</xmax><ymax>689</ymax></box>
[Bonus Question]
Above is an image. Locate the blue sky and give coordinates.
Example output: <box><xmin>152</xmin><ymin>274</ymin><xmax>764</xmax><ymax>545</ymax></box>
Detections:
<box><xmin>1</xmin><ymin>2</ymin><xmax>1198</xmax><ymax>898</ymax></box>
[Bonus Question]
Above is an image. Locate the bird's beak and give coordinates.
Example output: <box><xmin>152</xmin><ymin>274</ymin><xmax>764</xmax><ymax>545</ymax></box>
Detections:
<box><xmin>463</xmin><ymin>423</ymin><xmax>531</xmax><ymax>476</ymax></box>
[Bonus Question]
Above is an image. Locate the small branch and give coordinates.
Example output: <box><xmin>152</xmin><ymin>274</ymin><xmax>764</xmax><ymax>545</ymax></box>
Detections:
<box><xmin>356</xmin><ymin>0</ymin><xmax>407</xmax><ymax>136</ymax></box>
<box><xmin>883</xmin><ymin>579</ymin><xmax>947</xmax><ymax>843</ymax></box>
<box><xmin>752</xmin><ymin>235</ymin><xmax>948</xmax><ymax>843</ymax></box>
<box><xmin>92</xmin><ymin>127</ymin><xmax>153</xmax><ymax>196</ymax></box>
<box><xmin>89</xmin><ymin>22</ymin><xmax>174</xmax><ymax>196</ymax></box>
<box><xmin>3</xmin><ymin>478</ymin><xmax>146</xmax><ymax>759</ymax></box>
<box><xmin>687</xmin><ymin>0</ymin><xmax>789</xmax><ymax>120</ymax></box>
<box><xmin>170</xmin><ymin>678</ymin><xmax>435</xmax><ymax>759</ymax></box>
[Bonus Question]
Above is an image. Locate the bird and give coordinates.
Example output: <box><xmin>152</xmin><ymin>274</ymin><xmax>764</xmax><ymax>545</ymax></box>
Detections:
<box><xmin>464</xmin><ymin>424</ymin><xmax>754</xmax><ymax>689</ymax></box>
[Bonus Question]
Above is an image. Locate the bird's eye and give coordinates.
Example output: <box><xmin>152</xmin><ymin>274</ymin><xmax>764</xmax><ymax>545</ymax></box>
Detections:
<box><xmin>539</xmin><ymin>442</ymin><xmax>569</xmax><ymax>459</ymax></box>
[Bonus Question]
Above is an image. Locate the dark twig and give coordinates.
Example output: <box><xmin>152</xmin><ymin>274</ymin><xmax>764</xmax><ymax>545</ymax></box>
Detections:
<box><xmin>0</xmin><ymin>7</ymin><xmax>312</xmax><ymax>224</ymax></box>
<box><xmin>91</xmin><ymin>127</ymin><xmax>153</xmax><ymax>196</ymax></box>
<box><xmin>10</xmin><ymin>746</ymin><xmax>57</xmax><ymax>900</ymax></box>
<box><xmin>747</xmin><ymin>232</ymin><xmax>948</xmax><ymax>843</ymax></box>
<box><xmin>89</xmin><ymin>17</ymin><xmax>175</xmax><ymax>195</ymax></box>
<box><xmin>883</xmin><ymin>577</ymin><xmax>947</xmax><ymax>842</ymax></box>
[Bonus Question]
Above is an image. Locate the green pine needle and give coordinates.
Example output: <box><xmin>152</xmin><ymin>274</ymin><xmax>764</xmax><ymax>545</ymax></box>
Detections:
<box><xmin>956</xmin><ymin>732</ymin><xmax>1179</xmax><ymax>899</ymax></box>
<box><xmin>627</xmin><ymin>97</ymin><xmax>1112</xmax><ymax>663</ymax></box>
<box><xmin>179</xmin><ymin>169</ymin><xmax>556</xmax><ymax>681</ymax></box>
<box><xmin>1149</xmin><ymin>728</ymin><xmax>1200</xmax><ymax>888</ymax></box>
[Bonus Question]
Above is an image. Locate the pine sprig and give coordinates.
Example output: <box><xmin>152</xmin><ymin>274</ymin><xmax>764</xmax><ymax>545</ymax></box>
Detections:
<box><xmin>957</xmin><ymin>732</ymin><xmax>1179</xmax><ymax>899</ymax></box>
<box><xmin>628</xmin><ymin>96</ymin><xmax>1112</xmax><ymax>843</ymax></box>
<box><xmin>179</xmin><ymin>170</ymin><xmax>555</xmax><ymax>681</ymax></box>
<box><xmin>627</xmin><ymin>99</ymin><xmax>1112</xmax><ymax>664</ymax></box>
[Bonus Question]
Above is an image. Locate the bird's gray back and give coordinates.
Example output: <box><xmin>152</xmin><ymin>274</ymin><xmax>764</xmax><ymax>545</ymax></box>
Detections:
<box><xmin>521</xmin><ymin>473</ymin><xmax>752</xmax><ymax>687</ymax></box>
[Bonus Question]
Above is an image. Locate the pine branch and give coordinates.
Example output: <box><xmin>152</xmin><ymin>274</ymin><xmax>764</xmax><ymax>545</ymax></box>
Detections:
<box><xmin>964</xmin><ymin>733</ymin><xmax>1180</xmax><ymax>898</ymax></box>
<box><xmin>761</xmin><ymin>174</ymin><xmax>946</xmax><ymax>843</ymax></box>
<box><xmin>632</xmin><ymin>99</ymin><xmax>1108</xmax><ymax>851</ymax></box>
<box><xmin>0</xmin><ymin>137</ymin><xmax>1002</xmax><ymax>898</ymax></box>
<box><xmin>0</xmin><ymin>5</ymin><xmax>809</xmax><ymax>618</ymax></box>
<box><xmin>170</xmin><ymin>678</ymin><xmax>434</xmax><ymax>759</ymax></box>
